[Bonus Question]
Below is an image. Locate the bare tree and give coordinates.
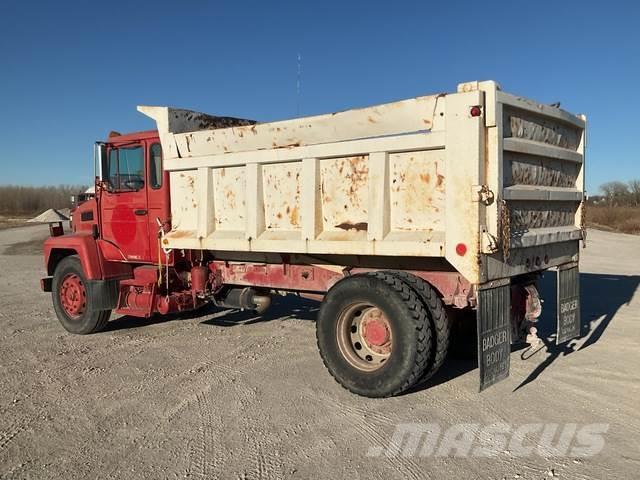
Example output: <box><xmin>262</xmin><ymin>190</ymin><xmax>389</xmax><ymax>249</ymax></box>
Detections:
<box><xmin>629</xmin><ymin>179</ymin><xmax>640</xmax><ymax>207</ymax></box>
<box><xmin>600</xmin><ymin>181</ymin><xmax>630</xmax><ymax>206</ymax></box>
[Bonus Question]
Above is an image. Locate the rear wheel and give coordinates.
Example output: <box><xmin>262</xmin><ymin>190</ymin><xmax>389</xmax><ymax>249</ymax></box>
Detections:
<box><xmin>388</xmin><ymin>271</ymin><xmax>450</xmax><ymax>382</ymax></box>
<box><xmin>52</xmin><ymin>256</ymin><xmax>111</xmax><ymax>334</ymax></box>
<box><xmin>316</xmin><ymin>271</ymin><xmax>432</xmax><ymax>397</ymax></box>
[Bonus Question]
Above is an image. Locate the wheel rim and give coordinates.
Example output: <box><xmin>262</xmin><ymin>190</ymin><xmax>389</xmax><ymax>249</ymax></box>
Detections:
<box><xmin>336</xmin><ymin>302</ymin><xmax>392</xmax><ymax>371</ymax></box>
<box><xmin>59</xmin><ymin>273</ymin><xmax>87</xmax><ymax>319</ymax></box>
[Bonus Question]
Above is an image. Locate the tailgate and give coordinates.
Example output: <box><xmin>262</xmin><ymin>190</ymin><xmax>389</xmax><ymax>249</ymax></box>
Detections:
<box><xmin>480</xmin><ymin>84</ymin><xmax>586</xmax><ymax>257</ymax></box>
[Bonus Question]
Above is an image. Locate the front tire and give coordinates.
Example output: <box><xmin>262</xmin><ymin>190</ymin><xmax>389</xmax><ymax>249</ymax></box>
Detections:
<box><xmin>316</xmin><ymin>271</ymin><xmax>432</xmax><ymax>398</ymax></box>
<box><xmin>52</xmin><ymin>255</ymin><xmax>111</xmax><ymax>334</ymax></box>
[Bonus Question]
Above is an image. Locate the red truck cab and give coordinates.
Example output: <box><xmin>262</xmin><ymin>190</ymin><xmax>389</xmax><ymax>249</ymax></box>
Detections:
<box><xmin>70</xmin><ymin>130</ymin><xmax>169</xmax><ymax>263</ymax></box>
<box><xmin>41</xmin><ymin>130</ymin><xmax>191</xmax><ymax>333</ymax></box>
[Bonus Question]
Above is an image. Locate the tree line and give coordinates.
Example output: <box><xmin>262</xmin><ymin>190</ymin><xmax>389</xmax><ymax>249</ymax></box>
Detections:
<box><xmin>0</xmin><ymin>185</ymin><xmax>88</xmax><ymax>215</ymax></box>
<box><xmin>591</xmin><ymin>180</ymin><xmax>640</xmax><ymax>207</ymax></box>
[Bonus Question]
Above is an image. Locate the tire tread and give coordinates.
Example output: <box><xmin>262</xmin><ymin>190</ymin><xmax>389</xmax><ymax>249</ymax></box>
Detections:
<box><xmin>388</xmin><ymin>271</ymin><xmax>451</xmax><ymax>382</ymax></box>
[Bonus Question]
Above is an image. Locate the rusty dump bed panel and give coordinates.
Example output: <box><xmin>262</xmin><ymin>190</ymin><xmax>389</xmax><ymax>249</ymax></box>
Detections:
<box><xmin>140</xmin><ymin>81</ymin><xmax>585</xmax><ymax>285</ymax></box>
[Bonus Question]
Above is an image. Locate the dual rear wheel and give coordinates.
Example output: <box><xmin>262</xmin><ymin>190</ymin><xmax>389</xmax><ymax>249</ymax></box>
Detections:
<box><xmin>316</xmin><ymin>271</ymin><xmax>450</xmax><ymax>398</ymax></box>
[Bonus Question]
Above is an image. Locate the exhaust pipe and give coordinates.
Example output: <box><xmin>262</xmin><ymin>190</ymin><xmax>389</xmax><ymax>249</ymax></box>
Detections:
<box><xmin>217</xmin><ymin>287</ymin><xmax>271</xmax><ymax>314</ymax></box>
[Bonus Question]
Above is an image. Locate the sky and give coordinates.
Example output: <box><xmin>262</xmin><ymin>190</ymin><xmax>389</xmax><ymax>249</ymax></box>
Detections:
<box><xmin>0</xmin><ymin>0</ymin><xmax>638</xmax><ymax>194</ymax></box>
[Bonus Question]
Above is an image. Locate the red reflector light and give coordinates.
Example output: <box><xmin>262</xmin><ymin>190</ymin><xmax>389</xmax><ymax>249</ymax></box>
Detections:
<box><xmin>470</xmin><ymin>106</ymin><xmax>482</xmax><ymax>117</ymax></box>
<box><xmin>455</xmin><ymin>243</ymin><xmax>467</xmax><ymax>256</ymax></box>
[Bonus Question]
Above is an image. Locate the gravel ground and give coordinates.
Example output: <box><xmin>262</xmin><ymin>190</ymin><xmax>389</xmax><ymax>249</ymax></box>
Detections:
<box><xmin>0</xmin><ymin>225</ymin><xmax>638</xmax><ymax>479</ymax></box>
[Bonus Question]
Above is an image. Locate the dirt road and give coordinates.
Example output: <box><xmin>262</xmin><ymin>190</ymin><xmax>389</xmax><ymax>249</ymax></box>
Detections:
<box><xmin>0</xmin><ymin>225</ymin><xmax>638</xmax><ymax>479</ymax></box>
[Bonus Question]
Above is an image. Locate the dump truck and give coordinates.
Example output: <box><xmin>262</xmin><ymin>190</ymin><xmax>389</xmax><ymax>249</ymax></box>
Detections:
<box><xmin>41</xmin><ymin>81</ymin><xmax>586</xmax><ymax>397</ymax></box>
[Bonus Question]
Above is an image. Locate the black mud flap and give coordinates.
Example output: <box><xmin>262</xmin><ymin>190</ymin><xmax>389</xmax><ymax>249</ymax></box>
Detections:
<box><xmin>557</xmin><ymin>262</ymin><xmax>580</xmax><ymax>344</ymax></box>
<box><xmin>86</xmin><ymin>279</ymin><xmax>119</xmax><ymax>311</ymax></box>
<box><xmin>477</xmin><ymin>280</ymin><xmax>511</xmax><ymax>391</ymax></box>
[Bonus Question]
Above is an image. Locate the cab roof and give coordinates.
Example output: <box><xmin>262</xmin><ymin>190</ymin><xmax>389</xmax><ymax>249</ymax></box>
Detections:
<box><xmin>106</xmin><ymin>129</ymin><xmax>159</xmax><ymax>144</ymax></box>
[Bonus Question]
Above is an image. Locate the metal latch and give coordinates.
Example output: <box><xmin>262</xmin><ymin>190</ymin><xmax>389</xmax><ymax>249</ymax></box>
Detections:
<box><xmin>472</xmin><ymin>185</ymin><xmax>495</xmax><ymax>205</ymax></box>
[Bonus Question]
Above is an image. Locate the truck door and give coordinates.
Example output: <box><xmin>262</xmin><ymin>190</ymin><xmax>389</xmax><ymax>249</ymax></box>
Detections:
<box><xmin>100</xmin><ymin>144</ymin><xmax>151</xmax><ymax>262</ymax></box>
<box><xmin>145</xmin><ymin>140</ymin><xmax>170</xmax><ymax>263</ymax></box>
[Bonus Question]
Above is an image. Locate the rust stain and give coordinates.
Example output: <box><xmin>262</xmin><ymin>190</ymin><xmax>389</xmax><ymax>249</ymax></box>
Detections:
<box><xmin>420</xmin><ymin>173</ymin><xmax>431</xmax><ymax>183</ymax></box>
<box><xmin>276</xmin><ymin>212</ymin><xmax>283</xmax><ymax>219</ymax></box>
<box><xmin>436</xmin><ymin>174</ymin><xmax>445</xmax><ymax>190</ymax></box>
<box><xmin>289</xmin><ymin>205</ymin><xmax>299</xmax><ymax>226</ymax></box>
<box><xmin>335</xmin><ymin>222</ymin><xmax>368</xmax><ymax>231</ymax></box>
<box><xmin>220</xmin><ymin>168</ymin><xmax>226</xmax><ymax>177</ymax></box>
<box><xmin>167</xmin><ymin>230</ymin><xmax>193</xmax><ymax>239</ymax></box>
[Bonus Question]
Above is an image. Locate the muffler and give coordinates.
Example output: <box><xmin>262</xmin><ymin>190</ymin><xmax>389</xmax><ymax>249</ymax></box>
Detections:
<box><xmin>216</xmin><ymin>287</ymin><xmax>271</xmax><ymax>314</ymax></box>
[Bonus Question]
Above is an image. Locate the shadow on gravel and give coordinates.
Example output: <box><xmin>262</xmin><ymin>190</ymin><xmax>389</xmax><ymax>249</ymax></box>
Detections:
<box><xmin>408</xmin><ymin>271</ymin><xmax>640</xmax><ymax>395</ymax></box>
<box><xmin>200</xmin><ymin>295</ymin><xmax>320</xmax><ymax>326</ymax></box>
<box><xmin>102</xmin><ymin>303</ymin><xmax>220</xmax><ymax>332</ymax></box>
<box><xmin>102</xmin><ymin>272</ymin><xmax>639</xmax><ymax>394</ymax></box>
<box><xmin>103</xmin><ymin>294</ymin><xmax>320</xmax><ymax>333</ymax></box>
<box><xmin>513</xmin><ymin>271</ymin><xmax>640</xmax><ymax>391</ymax></box>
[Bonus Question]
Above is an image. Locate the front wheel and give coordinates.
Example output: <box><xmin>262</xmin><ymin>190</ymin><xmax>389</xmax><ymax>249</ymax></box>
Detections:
<box><xmin>316</xmin><ymin>271</ymin><xmax>432</xmax><ymax>398</ymax></box>
<box><xmin>52</xmin><ymin>255</ymin><xmax>111</xmax><ymax>334</ymax></box>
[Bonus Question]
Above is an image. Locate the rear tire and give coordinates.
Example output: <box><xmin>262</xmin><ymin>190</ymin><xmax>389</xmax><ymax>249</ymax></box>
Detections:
<box><xmin>316</xmin><ymin>271</ymin><xmax>432</xmax><ymax>398</ymax></box>
<box><xmin>52</xmin><ymin>255</ymin><xmax>111</xmax><ymax>334</ymax></box>
<box><xmin>388</xmin><ymin>271</ymin><xmax>450</xmax><ymax>382</ymax></box>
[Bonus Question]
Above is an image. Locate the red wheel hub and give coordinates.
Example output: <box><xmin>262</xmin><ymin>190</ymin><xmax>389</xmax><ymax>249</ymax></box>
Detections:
<box><xmin>337</xmin><ymin>304</ymin><xmax>393</xmax><ymax>371</ymax></box>
<box><xmin>59</xmin><ymin>273</ymin><xmax>86</xmax><ymax>319</ymax></box>
<box><xmin>361</xmin><ymin>310</ymin><xmax>391</xmax><ymax>348</ymax></box>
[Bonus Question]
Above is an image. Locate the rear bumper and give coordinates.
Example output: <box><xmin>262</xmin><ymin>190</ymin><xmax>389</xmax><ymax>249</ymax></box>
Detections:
<box><xmin>480</xmin><ymin>240</ymin><xmax>580</xmax><ymax>283</ymax></box>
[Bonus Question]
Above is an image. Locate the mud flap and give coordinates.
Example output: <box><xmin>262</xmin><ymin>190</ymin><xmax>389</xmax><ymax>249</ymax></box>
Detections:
<box><xmin>86</xmin><ymin>279</ymin><xmax>119</xmax><ymax>311</ymax></box>
<box><xmin>477</xmin><ymin>279</ymin><xmax>511</xmax><ymax>391</ymax></box>
<box><xmin>557</xmin><ymin>262</ymin><xmax>580</xmax><ymax>344</ymax></box>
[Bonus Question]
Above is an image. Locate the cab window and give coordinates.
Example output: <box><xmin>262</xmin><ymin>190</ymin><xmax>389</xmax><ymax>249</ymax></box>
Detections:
<box><xmin>149</xmin><ymin>143</ymin><xmax>163</xmax><ymax>189</ymax></box>
<box><xmin>106</xmin><ymin>146</ymin><xmax>145</xmax><ymax>191</ymax></box>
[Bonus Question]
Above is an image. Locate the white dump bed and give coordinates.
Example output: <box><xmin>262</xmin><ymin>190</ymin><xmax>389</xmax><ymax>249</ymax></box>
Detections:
<box><xmin>140</xmin><ymin>80</ymin><xmax>585</xmax><ymax>285</ymax></box>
